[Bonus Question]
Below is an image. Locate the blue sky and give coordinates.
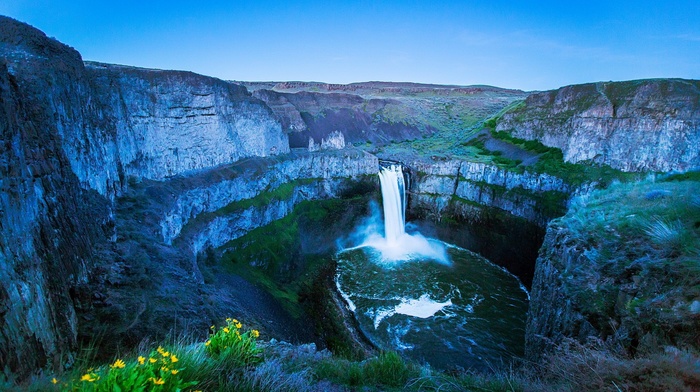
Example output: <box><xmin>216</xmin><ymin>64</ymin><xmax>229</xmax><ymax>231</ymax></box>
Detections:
<box><xmin>2</xmin><ymin>1</ymin><xmax>699</xmax><ymax>90</ymax></box>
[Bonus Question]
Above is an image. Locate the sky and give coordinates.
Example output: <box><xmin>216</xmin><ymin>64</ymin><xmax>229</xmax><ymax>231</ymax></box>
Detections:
<box><xmin>1</xmin><ymin>0</ymin><xmax>699</xmax><ymax>91</ymax></box>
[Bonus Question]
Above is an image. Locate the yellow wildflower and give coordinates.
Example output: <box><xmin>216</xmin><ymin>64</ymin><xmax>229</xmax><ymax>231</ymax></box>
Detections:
<box><xmin>157</xmin><ymin>346</ymin><xmax>169</xmax><ymax>357</ymax></box>
<box><xmin>149</xmin><ymin>358</ymin><xmax>157</xmax><ymax>363</ymax></box>
<box><xmin>171</xmin><ymin>369</ymin><xmax>179</xmax><ymax>375</ymax></box>
<box><xmin>226</xmin><ymin>317</ymin><xmax>232</xmax><ymax>322</ymax></box>
<box><xmin>111</xmin><ymin>358</ymin><xmax>126</xmax><ymax>369</ymax></box>
<box><xmin>232</xmin><ymin>319</ymin><xmax>239</xmax><ymax>324</ymax></box>
<box><xmin>210</xmin><ymin>325</ymin><xmax>215</xmax><ymax>330</ymax></box>
<box><xmin>51</xmin><ymin>378</ymin><xmax>58</xmax><ymax>384</ymax></box>
<box><xmin>150</xmin><ymin>377</ymin><xmax>166</xmax><ymax>385</ymax></box>
<box><xmin>170</xmin><ymin>354</ymin><xmax>178</xmax><ymax>363</ymax></box>
<box><xmin>223</xmin><ymin>327</ymin><xmax>230</xmax><ymax>333</ymax></box>
<box><xmin>235</xmin><ymin>322</ymin><xmax>242</xmax><ymax>329</ymax></box>
<box><xmin>205</xmin><ymin>340</ymin><xmax>211</xmax><ymax>346</ymax></box>
<box><xmin>161</xmin><ymin>366</ymin><xmax>169</xmax><ymax>372</ymax></box>
<box><xmin>251</xmin><ymin>329</ymin><xmax>260</xmax><ymax>338</ymax></box>
<box><xmin>80</xmin><ymin>374</ymin><xmax>97</xmax><ymax>382</ymax></box>
<box><xmin>138</xmin><ymin>356</ymin><xmax>145</xmax><ymax>365</ymax></box>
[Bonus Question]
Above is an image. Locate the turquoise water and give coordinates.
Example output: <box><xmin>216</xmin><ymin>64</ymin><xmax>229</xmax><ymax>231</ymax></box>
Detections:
<box><xmin>335</xmin><ymin>243</ymin><xmax>529</xmax><ymax>370</ymax></box>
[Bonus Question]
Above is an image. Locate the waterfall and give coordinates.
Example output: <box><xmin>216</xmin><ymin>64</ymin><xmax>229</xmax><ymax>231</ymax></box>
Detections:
<box><xmin>342</xmin><ymin>162</ymin><xmax>446</xmax><ymax>264</ymax></box>
<box><xmin>378</xmin><ymin>165</ymin><xmax>405</xmax><ymax>244</ymax></box>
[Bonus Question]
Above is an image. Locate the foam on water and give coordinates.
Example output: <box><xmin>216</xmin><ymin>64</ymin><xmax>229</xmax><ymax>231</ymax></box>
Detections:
<box><xmin>394</xmin><ymin>294</ymin><xmax>452</xmax><ymax>318</ymax></box>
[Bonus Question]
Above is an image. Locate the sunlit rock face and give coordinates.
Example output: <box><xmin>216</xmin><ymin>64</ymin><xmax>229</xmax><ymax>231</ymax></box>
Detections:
<box><xmin>497</xmin><ymin>80</ymin><xmax>700</xmax><ymax>172</ymax></box>
<box><xmin>86</xmin><ymin>62</ymin><xmax>289</xmax><ymax>183</ymax></box>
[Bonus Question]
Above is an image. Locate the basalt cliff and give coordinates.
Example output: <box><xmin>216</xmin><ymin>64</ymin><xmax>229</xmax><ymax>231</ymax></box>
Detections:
<box><xmin>1</xmin><ymin>15</ymin><xmax>699</xmax><ymax>382</ymax></box>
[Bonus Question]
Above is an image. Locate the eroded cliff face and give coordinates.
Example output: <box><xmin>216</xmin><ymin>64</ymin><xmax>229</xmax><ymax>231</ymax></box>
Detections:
<box><xmin>89</xmin><ymin>149</ymin><xmax>378</xmax><ymax>354</ymax></box>
<box><xmin>0</xmin><ymin>16</ymin><xmax>288</xmax><ymax>378</ymax></box>
<box><xmin>86</xmin><ymin>63</ymin><xmax>288</xmax><ymax>183</ymax></box>
<box><xmin>0</xmin><ymin>21</ymin><xmax>111</xmax><ymax>378</ymax></box>
<box><xmin>526</xmin><ymin>179</ymin><xmax>700</xmax><ymax>362</ymax></box>
<box><xmin>404</xmin><ymin>158</ymin><xmax>571</xmax><ymax>285</ymax></box>
<box><xmin>496</xmin><ymin>79</ymin><xmax>700</xmax><ymax>172</ymax></box>
<box><xmin>408</xmin><ymin>158</ymin><xmax>570</xmax><ymax>227</ymax></box>
<box><xmin>160</xmin><ymin>150</ymin><xmax>377</xmax><ymax>250</ymax></box>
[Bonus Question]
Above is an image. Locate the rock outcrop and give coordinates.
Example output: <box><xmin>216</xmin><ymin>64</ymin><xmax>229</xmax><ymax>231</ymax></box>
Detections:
<box><xmin>0</xmin><ymin>18</ymin><xmax>111</xmax><ymax>378</ymax></box>
<box><xmin>82</xmin><ymin>149</ymin><xmax>378</xmax><ymax>358</ymax></box>
<box><xmin>408</xmin><ymin>158</ymin><xmax>570</xmax><ymax>227</ymax></box>
<box><xmin>496</xmin><ymin>79</ymin><xmax>700</xmax><ymax>172</ymax></box>
<box><xmin>526</xmin><ymin>179</ymin><xmax>700</xmax><ymax>361</ymax></box>
<box><xmin>86</xmin><ymin>62</ymin><xmax>288</xmax><ymax>183</ymax></box>
<box><xmin>158</xmin><ymin>149</ymin><xmax>377</xmax><ymax>251</ymax></box>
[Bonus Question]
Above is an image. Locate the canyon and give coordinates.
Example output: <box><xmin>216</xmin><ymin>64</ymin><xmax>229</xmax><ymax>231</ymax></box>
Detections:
<box><xmin>1</xmin><ymin>15</ymin><xmax>699</xmax><ymax>384</ymax></box>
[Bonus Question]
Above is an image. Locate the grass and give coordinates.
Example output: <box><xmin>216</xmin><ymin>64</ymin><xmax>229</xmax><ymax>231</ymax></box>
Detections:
<box><xmin>550</xmin><ymin>176</ymin><xmax>700</xmax><ymax>352</ymax></box>
<box><xmin>14</xmin><ymin>315</ymin><xmax>699</xmax><ymax>391</ymax></box>
<box><xmin>539</xmin><ymin>338</ymin><xmax>700</xmax><ymax>392</ymax></box>
<box><xmin>479</xmin><ymin>101</ymin><xmax>645</xmax><ymax>189</ymax></box>
<box><xmin>483</xmin><ymin>129</ymin><xmax>640</xmax><ymax>187</ymax></box>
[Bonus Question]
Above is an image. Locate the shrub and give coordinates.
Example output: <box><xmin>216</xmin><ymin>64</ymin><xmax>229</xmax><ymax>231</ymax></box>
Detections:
<box><xmin>643</xmin><ymin>216</ymin><xmax>685</xmax><ymax>251</ymax></box>
<box><xmin>243</xmin><ymin>359</ymin><xmax>313</xmax><ymax>392</ymax></box>
<box><xmin>61</xmin><ymin>347</ymin><xmax>198</xmax><ymax>391</ymax></box>
<box><xmin>204</xmin><ymin>318</ymin><xmax>262</xmax><ymax>368</ymax></box>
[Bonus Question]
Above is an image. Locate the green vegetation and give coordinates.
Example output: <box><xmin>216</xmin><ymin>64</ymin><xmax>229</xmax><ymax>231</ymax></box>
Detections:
<box><xmin>374</xmin><ymin>94</ymin><xmax>524</xmax><ymax>160</ymax></box>
<box><xmin>453</xmin><ymin>178</ymin><xmax>569</xmax><ymax>218</ymax></box>
<box><xmin>203</xmin><ymin>178</ymin><xmax>319</xmax><ymax>221</ymax></box>
<box><xmin>38</xmin><ymin>319</ymin><xmax>262</xmax><ymax>391</ymax></box>
<box><xmin>204</xmin><ymin>318</ymin><xmax>262</xmax><ymax>367</ymax></box>
<box><xmin>456</xmin><ymin>124</ymin><xmax>641</xmax><ymax>189</ymax></box>
<box><xmin>483</xmin><ymin>99</ymin><xmax>525</xmax><ymax>130</ymax></box>
<box><xmin>554</xmin><ymin>177</ymin><xmax>700</xmax><ymax>351</ymax></box>
<box><xmin>15</xmin><ymin>314</ymin><xmax>700</xmax><ymax>391</ymax></box>
<box><xmin>217</xmin><ymin>197</ymin><xmax>360</xmax><ymax>317</ymax></box>
<box><xmin>539</xmin><ymin>339</ymin><xmax>700</xmax><ymax>392</ymax></box>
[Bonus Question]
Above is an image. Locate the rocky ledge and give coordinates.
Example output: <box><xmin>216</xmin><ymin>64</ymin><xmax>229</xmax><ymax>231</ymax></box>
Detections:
<box><xmin>497</xmin><ymin>79</ymin><xmax>700</xmax><ymax>172</ymax></box>
<box><xmin>408</xmin><ymin>158</ymin><xmax>570</xmax><ymax>227</ymax></box>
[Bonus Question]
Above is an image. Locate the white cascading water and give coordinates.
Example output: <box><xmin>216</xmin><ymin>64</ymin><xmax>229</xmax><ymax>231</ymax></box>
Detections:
<box><xmin>378</xmin><ymin>165</ymin><xmax>405</xmax><ymax>244</ymax></box>
<box><xmin>348</xmin><ymin>163</ymin><xmax>448</xmax><ymax>264</ymax></box>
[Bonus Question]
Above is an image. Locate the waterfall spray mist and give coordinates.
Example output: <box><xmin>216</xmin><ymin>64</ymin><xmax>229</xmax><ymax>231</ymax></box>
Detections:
<box><xmin>340</xmin><ymin>164</ymin><xmax>449</xmax><ymax>264</ymax></box>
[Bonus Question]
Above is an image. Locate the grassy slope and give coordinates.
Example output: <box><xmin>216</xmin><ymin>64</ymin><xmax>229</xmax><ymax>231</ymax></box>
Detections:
<box><xmin>553</xmin><ymin>174</ymin><xmax>700</xmax><ymax>348</ymax></box>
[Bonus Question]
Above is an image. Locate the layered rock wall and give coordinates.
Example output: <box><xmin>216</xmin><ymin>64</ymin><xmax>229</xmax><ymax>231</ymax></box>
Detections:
<box><xmin>497</xmin><ymin>79</ymin><xmax>700</xmax><ymax>172</ymax></box>
<box><xmin>161</xmin><ymin>150</ymin><xmax>377</xmax><ymax>247</ymax></box>
<box><xmin>525</xmin><ymin>221</ymin><xmax>598</xmax><ymax>360</ymax></box>
<box><xmin>86</xmin><ymin>63</ymin><xmax>288</xmax><ymax>183</ymax></box>
<box><xmin>0</xmin><ymin>22</ymin><xmax>110</xmax><ymax>377</ymax></box>
<box><xmin>409</xmin><ymin>158</ymin><xmax>570</xmax><ymax>226</ymax></box>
